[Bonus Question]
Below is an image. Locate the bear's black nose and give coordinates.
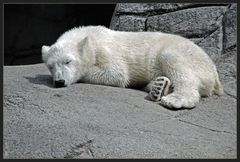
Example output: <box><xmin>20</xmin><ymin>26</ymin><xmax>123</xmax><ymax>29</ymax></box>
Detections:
<box><xmin>55</xmin><ymin>80</ymin><xmax>65</xmax><ymax>88</ymax></box>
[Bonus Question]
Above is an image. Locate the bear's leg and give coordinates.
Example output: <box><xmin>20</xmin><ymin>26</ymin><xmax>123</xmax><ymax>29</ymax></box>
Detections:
<box><xmin>159</xmin><ymin>79</ymin><xmax>200</xmax><ymax>109</ymax></box>
<box><xmin>147</xmin><ymin>76</ymin><xmax>172</xmax><ymax>102</ymax></box>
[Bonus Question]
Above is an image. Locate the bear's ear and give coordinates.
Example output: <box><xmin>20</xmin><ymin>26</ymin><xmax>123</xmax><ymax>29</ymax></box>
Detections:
<box><xmin>78</xmin><ymin>36</ymin><xmax>95</xmax><ymax>57</ymax></box>
<box><xmin>78</xmin><ymin>36</ymin><xmax>89</xmax><ymax>53</ymax></box>
<box><xmin>41</xmin><ymin>45</ymin><xmax>50</xmax><ymax>63</ymax></box>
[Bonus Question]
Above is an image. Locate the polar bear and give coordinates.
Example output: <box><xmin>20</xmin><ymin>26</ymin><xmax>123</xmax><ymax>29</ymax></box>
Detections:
<box><xmin>42</xmin><ymin>25</ymin><xmax>223</xmax><ymax>109</ymax></box>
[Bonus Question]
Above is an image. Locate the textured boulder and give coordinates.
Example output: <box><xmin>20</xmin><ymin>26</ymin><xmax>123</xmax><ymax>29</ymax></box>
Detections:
<box><xmin>223</xmin><ymin>4</ymin><xmax>237</xmax><ymax>50</ymax></box>
<box><xmin>118</xmin><ymin>16</ymin><xmax>146</xmax><ymax>31</ymax></box>
<box><xmin>3</xmin><ymin>64</ymin><xmax>237</xmax><ymax>159</ymax></box>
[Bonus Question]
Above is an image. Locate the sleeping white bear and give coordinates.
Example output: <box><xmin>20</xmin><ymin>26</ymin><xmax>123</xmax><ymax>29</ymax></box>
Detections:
<box><xmin>42</xmin><ymin>25</ymin><xmax>223</xmax><ymax>109</ymax></box>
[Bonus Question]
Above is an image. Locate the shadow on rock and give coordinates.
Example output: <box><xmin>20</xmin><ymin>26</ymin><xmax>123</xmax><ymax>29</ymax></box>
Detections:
<box><xmin>24</xmin><ymin>75</ymin><xmax>54</xmax><ymax>88</ymax></box>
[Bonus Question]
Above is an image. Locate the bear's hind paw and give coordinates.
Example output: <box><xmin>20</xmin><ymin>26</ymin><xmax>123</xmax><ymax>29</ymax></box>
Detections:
<box><xmin>160</xmin><ymin>94</ymin><xmax>197</xmax><ymax>109</ymax></box>
<box><xmin>149</xmin><ymin>76</ymin><xmax>171</xmax><ymax>102</ymax></box>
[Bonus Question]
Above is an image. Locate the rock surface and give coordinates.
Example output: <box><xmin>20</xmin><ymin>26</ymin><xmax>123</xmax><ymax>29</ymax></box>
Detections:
<box><xmin>3</xmin><ymin>64</ymin><xmax>236</xmax><ymax>158</ymax></box>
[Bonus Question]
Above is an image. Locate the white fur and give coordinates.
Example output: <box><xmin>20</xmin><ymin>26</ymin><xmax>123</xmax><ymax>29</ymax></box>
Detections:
<box><xmin>42</xmin><ymin>25</ymin><xmax>222</xmax><ymax>109</ymax></box>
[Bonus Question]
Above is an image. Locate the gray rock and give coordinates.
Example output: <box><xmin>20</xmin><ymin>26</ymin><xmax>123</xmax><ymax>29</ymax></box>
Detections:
<box><xmin>3</xmin><ymin>64</ymin><xmax>236</xmax><ymax>158</ymax></box>
<box><xmin>216</xmin><ymin>46</ymin><xmax>237</xmax><ymax>99</ymax></box>
<box><xmin>223</xmin><ymin>3</ymin><xmax>237</xmax><ymax>50</ymax></box>
<box><xmin>151</xmin><ymin>3</ymin><xmax>196</xmax><ymax>11</ymax></box>
<box><xmin>194</xmin><ymin>24</ymin><xmax>223</xmax><ymax>60</ymax></box>
<box><xmin>118</xmin><ymin>16</ymin><xmax>146</xmax><ymax>31</ymax></box>
<box><xmin>114</xmin><ymin>3</ymin><xmax>227</xmax><ymax>15</ymax></box>
<box><xmin>146</xmin><ymin>7</ymin><xmax>226</xmax><ymax>37</ymax></box>
<box><xmin>116</xmin><ymin>3</ymin><xmax>154</xmax><ymax>13</ymax></box>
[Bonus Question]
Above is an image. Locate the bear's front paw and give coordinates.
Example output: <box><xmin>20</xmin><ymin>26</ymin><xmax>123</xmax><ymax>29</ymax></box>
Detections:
<box><xmin>149</xmin><ymin>76</ymin><xmax>171</xmax><ymax>102</ymax></box>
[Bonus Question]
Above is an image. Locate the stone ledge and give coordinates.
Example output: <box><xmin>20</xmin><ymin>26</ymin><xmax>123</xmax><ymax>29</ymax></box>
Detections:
<box><xmin>3</xmin><ymin>64</ymin><xmax>236</xmax><ymax>158</ymax></box>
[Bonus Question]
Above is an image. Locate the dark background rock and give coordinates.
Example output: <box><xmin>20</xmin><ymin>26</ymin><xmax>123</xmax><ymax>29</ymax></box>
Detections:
<box><xmin>4</xmin><ymin>4</ymin><xmax>116</xmax><ymax>65</ymax></box>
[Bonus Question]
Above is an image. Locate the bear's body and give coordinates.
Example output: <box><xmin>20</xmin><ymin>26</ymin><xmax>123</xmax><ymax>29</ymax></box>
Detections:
<box><xmin>42</xmin><ymin>25</ymin><xmax>222</xmax><ymax>109</ymax></box>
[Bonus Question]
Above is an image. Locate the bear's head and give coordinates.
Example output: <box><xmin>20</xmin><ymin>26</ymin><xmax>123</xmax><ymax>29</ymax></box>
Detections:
<box><xmin>41</xmin><ymin>36</ymin><xmax>96</xmax><ymax>88</ymax></box>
